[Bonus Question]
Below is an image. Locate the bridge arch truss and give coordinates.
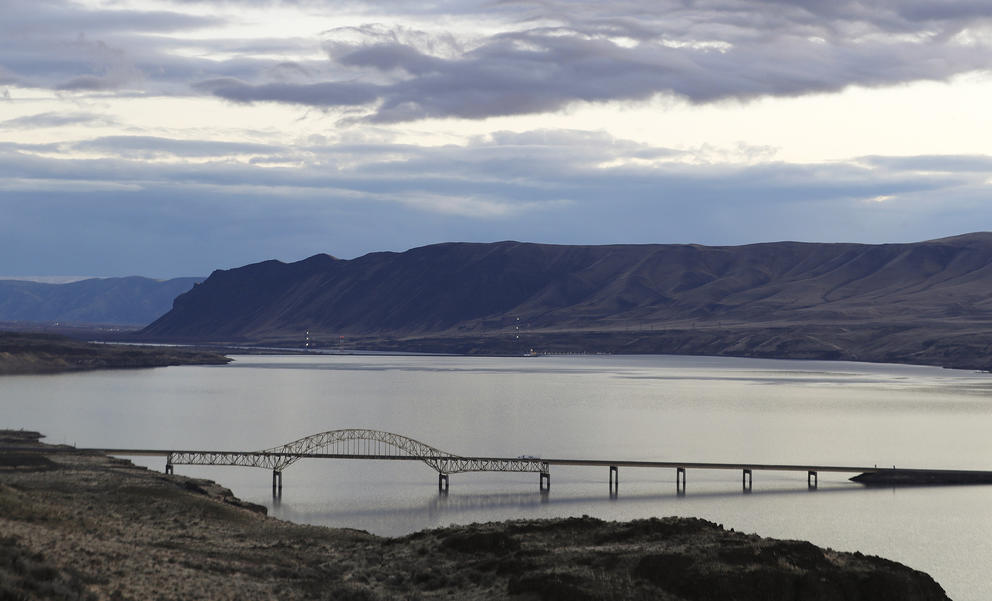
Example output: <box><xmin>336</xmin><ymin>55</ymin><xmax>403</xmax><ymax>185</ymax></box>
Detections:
<box><xmin>166</xmin><ymin>428</ymin><xmax>549</xmax><ymax>476</ymax></box>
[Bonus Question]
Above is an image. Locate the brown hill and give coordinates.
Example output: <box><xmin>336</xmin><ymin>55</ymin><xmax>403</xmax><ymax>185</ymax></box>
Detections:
<box><xmin>140</xmin><ymin>234</ymin><xmax>992</xmax><ymax>368</ymax></box>
<box><xmin>0</xmin><ymin>430</ymin><xmax>950</xmax><ymax>601</ymax></box>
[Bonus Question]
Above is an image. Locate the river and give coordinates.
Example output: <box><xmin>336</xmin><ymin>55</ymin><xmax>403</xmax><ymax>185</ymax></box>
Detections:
<box><xmin>4</xmin><ymin>354</ymin><xmax>991</xmax><ymax>600</ymax></box>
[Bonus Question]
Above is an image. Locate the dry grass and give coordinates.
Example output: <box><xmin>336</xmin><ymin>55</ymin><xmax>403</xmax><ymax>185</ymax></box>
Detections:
<box><xmin>0</xmin><ymin>431</ymin><xmax>950</xmax><ymax>601</ymax></box>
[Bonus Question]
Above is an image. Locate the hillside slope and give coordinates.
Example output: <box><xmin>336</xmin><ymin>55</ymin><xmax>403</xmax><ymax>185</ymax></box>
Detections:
<box><xmin>0</xmin><ymin>276</ymin><xmax>201</xmax><ymax>326</ymax></box>
<box><xmin>0</xmin><ymin>430</ymin><xmax>951</xmax><ymax>601</ymax></box>
<box><xmin>140</xmin><ymin>234</ymin><xmax>992</xmax><ymax>368</ymax></box>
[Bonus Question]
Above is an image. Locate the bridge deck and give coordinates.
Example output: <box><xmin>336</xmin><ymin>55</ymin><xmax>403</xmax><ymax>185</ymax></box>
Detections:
<box><xmin>88</xmin><ymin>448</ymin><xmax>979</xmax><ymax>477</ymax></box>
<box><xmin>44</xmin><ymin>441</ymin><xmax>992</xmax><ymax>491</ymax></box>
<box><xmin>64</xmin><ymin>415</ymin><xmax>992</xmax><ymax>494</ymax></box>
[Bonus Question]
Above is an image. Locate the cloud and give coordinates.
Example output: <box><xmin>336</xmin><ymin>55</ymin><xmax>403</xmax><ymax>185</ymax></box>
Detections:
<box><xmin>69</xmin><ymin>136</ymin><xmax>282</xmax><ymax>159</ymax></box>
<box><xmin>194</xmin><ymin>78</ymin><xmax>380</xmax><ymax>107</ymax></box>
<box><xmin>858</xmin><ymin>154</ymin><xmax>992</xmax><ymax>173</ymax></box>
<box><xmin>4</xmin><ymin>0</ymin><xmax>991</xmax><ymax>120</ymax></box>
<box><xmin>0</xmin><ymin>0</ymin><xmax>255</xmax><ymax>93</ymax></box>
<box><xmin>1</xmin><ymin>128</ymin><xmax>988</xmax><ymax>222</ymax></box>
<box><xmin>57</xmin><ymin>75</ymin><xmax>126</xmax><ymax>92</ymax></box>
<box><xmin>3</xmin><ymin>118</ymin><xmax>991</xmax><ymax>276</ymax></box>
<box><xmin>0</xmin><ymin>128</ymin><xmax>975</xmax><ymax>201</ymax></box>
<box><xmin>190</xmin><ymin>3</ymin><xmax>992</xmax><ymax>121</ymax></box>
<box><xmin>0</xmin><ymin>112</ymin><xmax>118</xmax><ymax>129</ymax></box>
<box><xmin>0</xmin><ymin>0</ymin><xmax>221</xmax><ymax>36</ymax></box>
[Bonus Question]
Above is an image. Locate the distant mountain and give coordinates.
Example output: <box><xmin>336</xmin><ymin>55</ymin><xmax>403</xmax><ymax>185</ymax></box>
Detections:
<box><xmin>141</xmin><ymin>234</ymin><xmax>992</xmax><ymax>368</ymax></box>
<box><xmin>0</xmin><ymin>276</ymin><xmax>202</xmax><ymax>326</ymax></box>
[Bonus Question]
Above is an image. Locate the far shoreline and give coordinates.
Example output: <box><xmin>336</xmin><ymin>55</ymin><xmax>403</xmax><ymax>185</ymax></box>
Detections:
<box><xmin>0</xmin><ymin>331</ymin><xmax>231</xmax><ymax>376</ymax></box>
<box><xmin>5</xmin><ymin>326</ymin><xmax>989</xmax><ymax>376</ymax></box>
<box><xmin>125</xmin><ymin>336</ymin><xmax>992</xmax><ymax>374</ymax></box>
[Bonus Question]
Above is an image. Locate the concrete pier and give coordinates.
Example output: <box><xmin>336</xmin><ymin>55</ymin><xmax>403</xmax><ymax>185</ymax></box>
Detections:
<box><xmin>78</xmin><ymin>427</ymin><xmax>992</xmax><ymax>495</ymax></box>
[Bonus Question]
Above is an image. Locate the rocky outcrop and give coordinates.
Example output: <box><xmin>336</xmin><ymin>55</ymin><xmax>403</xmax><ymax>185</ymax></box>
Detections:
<box><xmin>0</xmin><ymin>431</ymin><xmax>949</xmax><ymax>601</ymax></box>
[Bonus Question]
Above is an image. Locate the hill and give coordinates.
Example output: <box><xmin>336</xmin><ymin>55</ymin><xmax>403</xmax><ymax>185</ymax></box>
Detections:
<box><xmin>0</xmin><ymin>276</ymin><xmax>201</xmax><ymax>326</ymax></box>
<box><xmin>0</xmin><ymin>430</ymin><xmax>950</xmax><ymax>601</ymax></box>
<box><xmin>140</xmin><ymin>234</ymin><xmax>992</xmax><ymax>369</ymax></box>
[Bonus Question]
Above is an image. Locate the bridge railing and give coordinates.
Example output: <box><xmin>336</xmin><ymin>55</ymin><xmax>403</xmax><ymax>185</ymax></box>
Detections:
<box><xmin>166</xmin><ymin>429</ymin><xmax>551</xmax><ymax>475</ymax></box>
<box><xmin>92</xmin><ymin>428</ymin><xmax>992</xmax><ymax>494</ymax></box>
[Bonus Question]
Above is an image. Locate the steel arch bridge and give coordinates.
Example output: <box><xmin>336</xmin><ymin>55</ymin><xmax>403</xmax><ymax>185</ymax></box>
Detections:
<box><xmin>165</xmin><ymin>429</ymin><xmax>550</xmax><ymax>488</ymax></box>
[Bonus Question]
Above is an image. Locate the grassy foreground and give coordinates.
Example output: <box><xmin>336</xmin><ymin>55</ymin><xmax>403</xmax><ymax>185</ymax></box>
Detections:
<box><xmin>0</xmin><ymin>430</ymin><xmax>949</xmax><ymax>601</ymax></box>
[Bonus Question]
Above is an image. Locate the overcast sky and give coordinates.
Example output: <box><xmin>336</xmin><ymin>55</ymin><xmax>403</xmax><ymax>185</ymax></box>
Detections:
<box><xmin>2</xmin><ymin>0</ymin><xmax>992</xmax><ymax>278</ymax></box>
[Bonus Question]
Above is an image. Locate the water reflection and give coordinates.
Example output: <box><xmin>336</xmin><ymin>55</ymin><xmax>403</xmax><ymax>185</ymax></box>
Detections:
<box><xmin>6</xmin><ymin>354</ymin><xmax>992</xmax><ymax>601</ymax></box>
<box><xmin>272</xmin><ymin>480</ymin><xmax>876</xmax><ymax>526</ymax></box>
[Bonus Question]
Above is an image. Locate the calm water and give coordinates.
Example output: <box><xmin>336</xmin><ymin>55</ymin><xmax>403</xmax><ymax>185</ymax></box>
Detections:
<box><xmin>4</xmin><ymin>354</ymin><xmax>992</xmax><ymax>600</ymax></box>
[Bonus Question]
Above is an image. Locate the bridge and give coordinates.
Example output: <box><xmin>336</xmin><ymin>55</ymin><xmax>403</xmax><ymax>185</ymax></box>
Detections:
<box><xmin>91</xmin><ymin>428</ymin><xmax>992</xmax><ymax>495</ymax></box>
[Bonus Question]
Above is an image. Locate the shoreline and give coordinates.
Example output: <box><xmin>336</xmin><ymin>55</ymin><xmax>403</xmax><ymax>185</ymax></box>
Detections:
<box><xmin>0</xmin><ymin>332</ymin><xmax>231</xmax><ymax>375</ymax></box>
<box><xmin>123</xmin><ymin>324</ymin><xmax>992</xmax><ymax>372</ymax></box>
<box><xmin>5</xmin><ymin>325</ymin><xmax>991</xmax><ymax>374</ymax></box>
<box><xmin>0</xmin><ymin>430</ymin><xmax>950</xmax><ymax>600</ymax></box>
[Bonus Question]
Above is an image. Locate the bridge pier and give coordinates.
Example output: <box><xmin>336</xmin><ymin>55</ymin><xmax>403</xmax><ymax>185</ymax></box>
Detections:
<box><xmin>539</xmin><ymin>472</ymin><xmax>550</xmax><ymax>492</ymax></box>
<box><xmin>165</xmin><ymin>463</ymin><xmax>173</xmax><ymax>475</ymax></box>
<box><xmin>609</xmin><ymin>465</ymin><xmax>619</xmax><ymax>495</ymax></box>
<box><xmin>438</xmin><ymin>473</ymin><xmax>449</xmax><ymax>492</ymax></box>
<box><xmin>808</xmin><ymin>470</ymin><xmax>818</xmax><ymax>489</ymax></box>
<box><xmin>743</xmin><ymin>469</ymin><xmax>752</xmax><ymax>492</ymax></box>
<box><xmin>676</xmin><ymin>467</ymin><xmax>686</xmax><ymax>494</ymax></box>
<box><xmin>272</xmin><ymin>470</ymin><xmax>282</xmax><ymax>494</ymax></box>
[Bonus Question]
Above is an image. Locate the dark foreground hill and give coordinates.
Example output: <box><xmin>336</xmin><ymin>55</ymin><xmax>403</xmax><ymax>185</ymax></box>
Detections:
<box><xmin>142</xmin><ymin>234</ymin><xmax>992</xmax><ymax>369</ymax></box>
<box><xmin>0</xmin><ymin>430</ymin><xmax>949</xmax><ymax>601</ymax></box>
<box><xmin>0</xmin><ymin>276</ymin><xmax>201</xmax><ymax>326</ymax></box>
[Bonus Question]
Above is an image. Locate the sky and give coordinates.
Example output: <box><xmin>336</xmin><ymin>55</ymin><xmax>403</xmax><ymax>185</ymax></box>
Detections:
<box><xmin>2</xmin><ymin>0</ymin><xmax>992</xmax><ymax>278</ymax></box>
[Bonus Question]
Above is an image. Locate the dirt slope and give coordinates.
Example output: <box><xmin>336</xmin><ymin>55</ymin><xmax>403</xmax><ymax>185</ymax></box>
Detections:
<box><xmin>0</xmin><ymin>431</ymin><xmax>949</xmax><ymax>601</ymax></box>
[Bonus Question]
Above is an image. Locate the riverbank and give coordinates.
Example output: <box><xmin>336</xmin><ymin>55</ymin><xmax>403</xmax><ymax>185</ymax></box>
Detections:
<box><xmin>139</xmin><ymin>321</ymin><xmax>992</xmax><ymax>372</ymax></box>
<box><xmin>0</xmin><ymin>332</ymin><xmax>230</xmax><ymax>375</ymax></box>
<box><xmin>0</xmin><ymin>430</ymin><xmax>949</xmax><ymax>601</ymax></box>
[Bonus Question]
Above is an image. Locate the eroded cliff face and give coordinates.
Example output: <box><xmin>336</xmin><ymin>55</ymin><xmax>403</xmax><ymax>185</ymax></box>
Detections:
<box><xmin>0</xmin><ymin>431</ymin><xmax>949</xmax><ymax>601</ymax></box>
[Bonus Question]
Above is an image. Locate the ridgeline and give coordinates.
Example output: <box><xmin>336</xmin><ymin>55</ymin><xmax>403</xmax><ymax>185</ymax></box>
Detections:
<box><xmin>141</xmin><ymin>234</ymin><xmax>992</xmax><ymax>369</ymax></box>
<box><xmin>0</xmin><ymin>276</ymin><xmax>201</xmax><ymax>326</ymax></box>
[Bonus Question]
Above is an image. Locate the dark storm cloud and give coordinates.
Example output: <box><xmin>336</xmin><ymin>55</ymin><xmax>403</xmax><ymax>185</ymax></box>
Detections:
<box><xmin>357</xmin><ymin>32</ymin><xmax>966</xmax><ymax>122</ymax></box>
<box><xmin>5</xmin><ymin>0</ymin><xmax>991</xmax><ymax>119</ymax></box>
<box><xmin>334</xmin><ymin>42</ymin><xmax>445</xmax><ymax>75</ymax></box>
<box><xmin>57</xmin><ymin>75</ymin><xmax>127</xmax><ymax>91</ymax></box>
<box><xmin>194</xmin><ymin>0</ymin><xmax>992</xmax><ymax>121</ymax></box>
<box><xmin>194</xmin><ymin>78</ymin><xmax>380</xmax><ymax>107</ymax></box>
<box><xmin>0</xmin><ymin>0</ymin><xmax>283</xmax><ymax>93</ymax></box>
